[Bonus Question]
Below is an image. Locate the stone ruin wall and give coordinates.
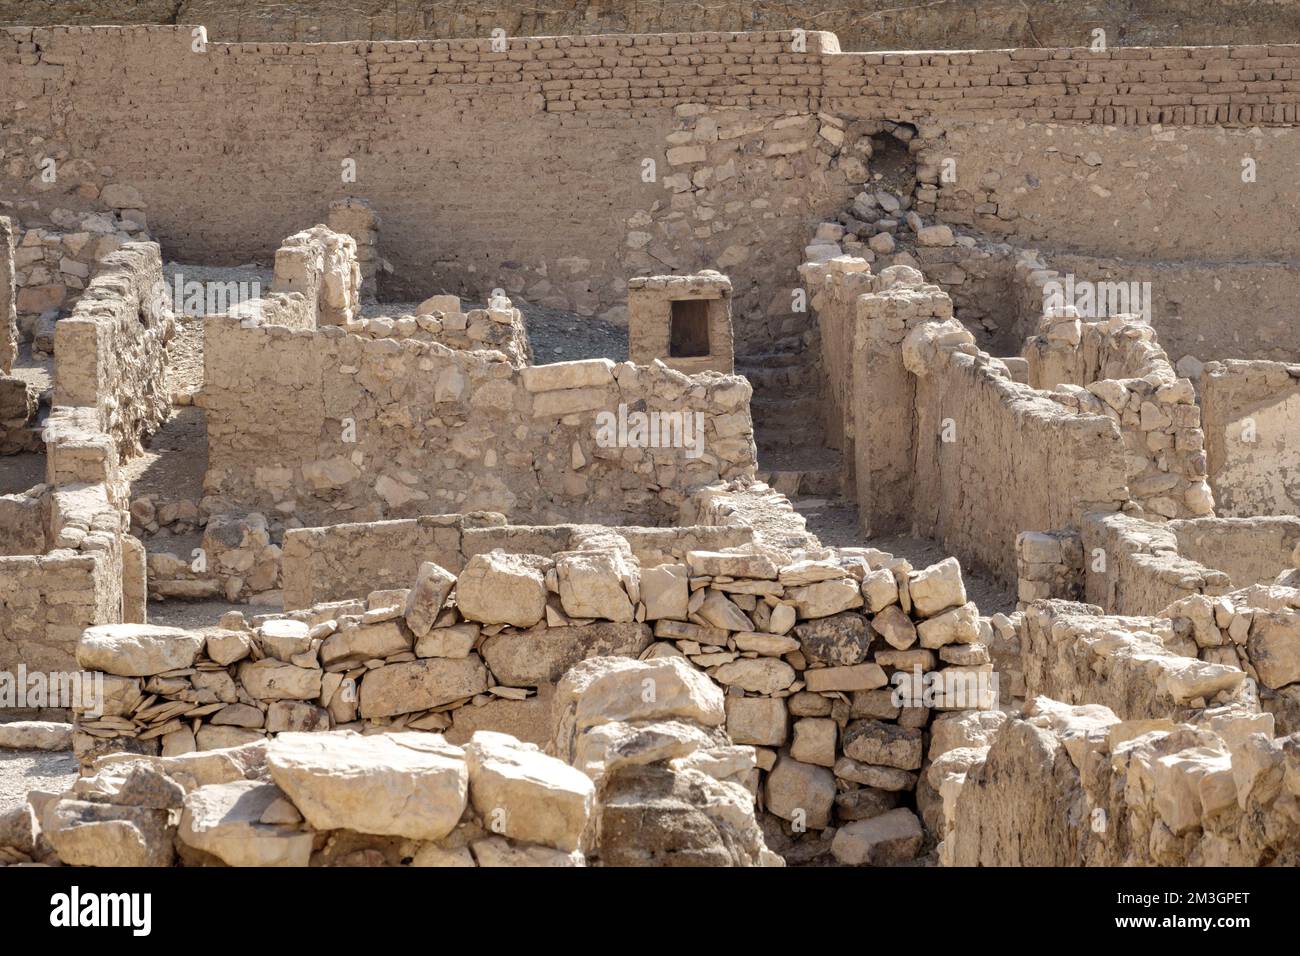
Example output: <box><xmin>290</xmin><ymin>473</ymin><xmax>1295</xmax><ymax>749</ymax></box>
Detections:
<box><xmin>278</xmin><ymin>512</ymin><xmax>756</xmax><ymax>609</ymax></box>
<box><xmin>53</xmin><ymin>536</ymin><xmax>1007</xmax><ymax>866</ymax></box>
<box><xmin>4</xmin><ymin>28</ymin><xmax>1300</xmax><ymax>358</ymax></box>
<box><xmin>0</xmin><ymin>214</ymin><xmax>14</xmax><ymax>373</ymax></box>
<box><xmin>52</xmin><ymin>242</ymin><xmax>174</xmax><ymax>461</ymax></box>
<box><xmin>198</xmin><ymin>320</ymin><xmax>756</xmax><ymax>529</ymax></box>
<box><xmin>1201</xmin><ymin>359</ymin><xmax>1300</xmax><ymax>518</ymax></box>
<box><xmin>0</xmin><ymin>244</ymin><xmax>175</xmax><ymax>673</ymax></box>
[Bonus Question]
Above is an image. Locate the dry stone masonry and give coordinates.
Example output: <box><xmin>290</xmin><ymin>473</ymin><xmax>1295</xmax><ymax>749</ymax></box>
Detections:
<box><xmin>1</xmin><ymin>12</ymin><xmax>1299</xmax><ymax>877</ymax></box>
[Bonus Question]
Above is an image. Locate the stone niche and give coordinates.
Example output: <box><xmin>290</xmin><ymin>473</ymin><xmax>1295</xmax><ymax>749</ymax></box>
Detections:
<box><xmin>628</xmin><ymin>271</ymin><xmax>734</xmax><ymax>374</ymax></box>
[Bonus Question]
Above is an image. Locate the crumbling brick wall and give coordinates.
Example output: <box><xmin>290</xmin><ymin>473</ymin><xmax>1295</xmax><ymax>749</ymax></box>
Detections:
<box><xmin>1201</xmin><ymin>359</ymin><xmax>1300</xmax><ymax>518</ymax></box>
<box><xmin>6</xmin><ymin>27</ymin><xmax>1299</xmax><ymax>352</ymax></box>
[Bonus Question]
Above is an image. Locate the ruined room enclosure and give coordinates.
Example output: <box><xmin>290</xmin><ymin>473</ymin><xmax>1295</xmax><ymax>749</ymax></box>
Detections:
<box><xmin>2</xmin><ymin>23</ymin><xmax>1300</xmax><ymax>871</ymax></box>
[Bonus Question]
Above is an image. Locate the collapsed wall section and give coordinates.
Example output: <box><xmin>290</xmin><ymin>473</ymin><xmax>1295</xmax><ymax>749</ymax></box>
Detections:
<box><xmin>943</xmin><ymin>696</ymin><xmax>1294</xmax><ymax>866</ymax></box>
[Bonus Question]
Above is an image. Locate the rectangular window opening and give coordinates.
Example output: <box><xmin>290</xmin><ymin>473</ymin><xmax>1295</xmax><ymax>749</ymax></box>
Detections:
<box><xmin>669</xmin><ymin>299</ymin><xmax>710</xmax><ymax>358</ymax></box>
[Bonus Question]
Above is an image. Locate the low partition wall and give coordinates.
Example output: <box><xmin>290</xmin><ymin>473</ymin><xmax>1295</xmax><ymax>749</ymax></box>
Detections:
<box><xmin>1023</xmin><ymin>311</ymin><xmax>1211</xmax><ymax>521</ymax></box>
<box><xmin>71</xmin><ymin>541</ymin><xmax>1000</xmax><ymax>864</ymax></box>
<box><xmin>281</xmin><ymin>512</ymin><xmax>755</xmax><ymax>609</ymax></box>
<box><xmin>52</xmin><ymin>242</ymin><xmax>174</xmax><ymax>461</ymax></box>
<box><xmin>200</xmin><ymin>315</ymin><xmax>757</xmax><ymax>527</ymax></box>
<box><xmin>1201</xmin><ymin>359</ymin><xmax>1300</xmax><ymax>518</ymax></box>
<box><xmin>0</xmin><ymin>406</ymin><xmax>139</xmax><ymax>672</ymax></box>
<box><xmin>940</xmin><ymin>696</ymin><xmax>1290</xmax><ymax>866</ymax></box>
<box><xmin>1080</xmin><ymin>512</ymin><xmax>1299</xmax><ymax>617</ymax></box>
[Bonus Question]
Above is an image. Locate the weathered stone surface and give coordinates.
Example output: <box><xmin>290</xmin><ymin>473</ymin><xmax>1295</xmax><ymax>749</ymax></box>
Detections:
<box><xmin>843</xmin><ymin>719</ymin><xmax>924</xmax><ymax>770</ymax></box>
<box><xmin>713</xmin><ymin>658</ymin><xmax>795</xmax><ymax>694</ymax></box>
<box><xmin>686</xmin><ymin>550</ymin><xmax>778</xmax><ymax>579</ymax></box>
<box><xmin>641</xmin><ymin>563</ymin><xmax>689</xmax><ymax>620</ymax></box>
<box><xmin>765</xmin><ymin>755</ymin><xmax>836</xmax><ymax>829</ymax></box>
<box><xmin>732</xmin><ymin>631</ymin><xmax>799</xmax><ymax>655</ymax></box>
<box><xmin>790</xmin><ymin>717</ymin><xmax>837</xmax><ymax>767</ymax></box>
<box><xmin>481</xmin><ymin>621</ymin><xmax>651</xmax><ymax>686</ymax></box>
<box><xmin>696</xmin><ymin>590</ymin><xmax>754</xmax><ymax>630</ymax></box>
<box><xmin>786</xmin><ymin>578</ymin><xmax>864</xmax><ymax>618</ymax></box>
<box><xmin>414</xmin><ymin>622</ymin><xmax>479</xmax><ymax>659</ymax></box>
<box><xmin>908</xmin><ymin>558</ymin><xmax>967</xmax><ymax>617</ymax></box>
<box><xmin>873</xmin><ymin>605</ymin><xmax>917</xmax><ymax>649</ymax></box>
<box><xmin>570</xmin><ymin>656</ymin><xmax>726</xmax><ymax>731</ymax></box>
<box><xmin>258</xmin><ymin>619</ymin><xmax>312</xmax><ymax>661</ymax></box>
<box><xmin>794</xmin><ymin>612</ymin><xmax>872</xmax><ymax>666</ymax></box>
<box><xmin>266</xmin><ymin>701</ymin><xmax>330</xmax><ymax>733</ymax></box>
<box><xmin>1247</xmin><ymin>614</ymin><xmax>1300</xmax><ymax>689</ymax></box>
<box><xmin>917</xmin><ymin>601</ymin><xmax>980</xmax><ymax>648</ymax></box>
<box><xmin>571</xmin><ymin>719</ymin><xmax>720</xmax><ymax>780</ymax></box>
<box><xmin>78</xmin><ymin>624</ymin><xmax>205</xmax><ymax>676</ymax></box>
<box><xmin>320</xmin><ymin>620</ymin><xmax>410</xmax><ymax>667</ymax></box>
<box><xmin>456</xmin><ymin>552</ymin><xmax>549</xmax><ymax>627</ymax></box>
<box><xmin>471</xmin><ymin>835</ymin><xmax>585</xmax><ymax>867</ymax></box>
<box><xmin>833</xmin><ymin>757</ymin><xmax>916</xmax><ymax>791</ymax></box>
<box><xmin>556</xmin><ymin>550</ymin><xmax>635</xmax><ymax>622</ymax></box>
<box><xmin>834</xmin><ymin>786</ymin><xmax>902</xmax><ymax>822</ymax></box>
<box><xmin>831</xmin><ymin>808</ymin><xmax>923</xmax><ymax>864</ymax></box>
<box><xmin>804</xmin><ymin>663</ymin><xmax>888</xmax><ymax>693</ymax></box>
<box><xmin>238</xmin><ymin>660</ymin><xmax>324</xmax><ymax>701</ymax></box>
<box><xmin>861</xmin><ymin>568</ymin><xmax>900</xmax><ymax>611</ymax></box>
<box><xmin>464</xmin><ymin>730</ymin><xmax>594</xmax><ymax>852</ymax></box>
<box><xmin>205</xmin><ymin>629</ymin><xmax>253</xmax><ymax>666</ymax></box>
<box><xmin>42</xmin><ymin>798</ymin><xmax>173</xmax><ymax>867</ymax></box>
<box><xmin>0</xmin><ymin>720</ymin><xmax>72</xmax><ymax>750</ymax></box>
<box><xmin>725</xmin><ymin>696</ymin><xmax>788</xmax><ymax>746</ymax></box>
<box><xmin>598</xmin><ymin>763</ymin><xmax>778</xmax><ymax>866</ymax></box>
<box><xmin>267</xmin><ymin>731</ymin><xmax>468</xmax><ymax>841</ymax></box>
<box><xmin>404</xmin><ymin>561</ymin><xmax>456</xmax><ymax>637</ymax></box>
<box><xmin>178</xmin><ymin>780</ymin><xmax>313</xmax><ymax>866</ymax></box>
<box><xmin>358</xmin><ymin>656</ymin><xmax>489</xmax><ymax>718</ymax></box>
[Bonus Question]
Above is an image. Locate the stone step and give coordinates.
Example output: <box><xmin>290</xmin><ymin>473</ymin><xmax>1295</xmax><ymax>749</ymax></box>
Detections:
<box><xmin>750</xmin><ymin>395</ymin><xmax>823</xmax><ymax>430</ymax></box>
<box><xmin>757</xmin><ymin>465</ymin><xmax>844</xmax><ymax>499</ymax></box>
<box><xmin>736</xmin><ymin>362</ymin><xmax>817</xmax><ymax>392</ymax></box>
<box><xmin>756</xmin><ymin>447</ymin><xmax>844</xmax><ymax>498</ymax></box>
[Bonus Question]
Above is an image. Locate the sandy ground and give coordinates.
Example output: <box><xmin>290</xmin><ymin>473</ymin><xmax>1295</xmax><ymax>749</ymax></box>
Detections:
<box><xmin>0</xmin><ymin>749</ymin><xmax>77</xmax><ymax>815</ymax></box>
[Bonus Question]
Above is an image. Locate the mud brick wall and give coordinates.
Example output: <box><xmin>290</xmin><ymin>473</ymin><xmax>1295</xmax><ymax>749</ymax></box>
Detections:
<box><xmin>51</xmin><ymin>242</ymin><xmax>173</xmax><ymax>461</ymax></box>
<box><xmin>910</xmin><ymin>341</ymin><xmax>1130</xmax><ymax>584</ymax></box>
<box><xmin>822</xmin><ymin>46</ymin><xmax>1300</xmax><ymax>127</ymax></box>
<box><xmin>199</xmin><ymin>320</ymin><xmax>756</xmax><ymax>529</ymax></box>
<box><xmin>5</xmin><ymin>27</ymin><xmax>1300</xmax><ymax>353</ymax></box>
<box><xmin>1200</xmin><ymin>359</ymin><xmax>1300</xmax><ymax>518</ymax></box>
